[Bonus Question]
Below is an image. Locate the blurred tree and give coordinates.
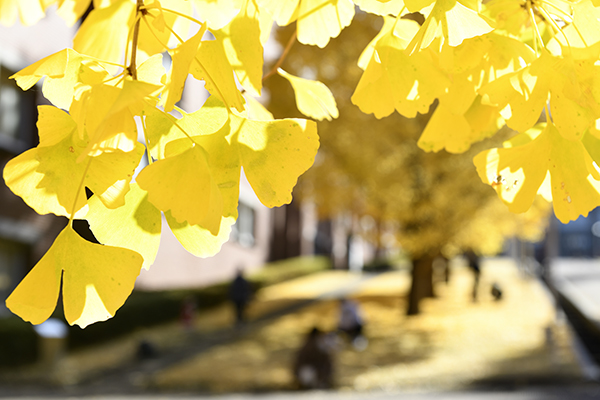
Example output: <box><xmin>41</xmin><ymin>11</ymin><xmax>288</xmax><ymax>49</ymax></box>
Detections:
<box><xmin>265</xmin><ymin>12</ymin><xmax>549</xmax><ymax>315</ymax></box>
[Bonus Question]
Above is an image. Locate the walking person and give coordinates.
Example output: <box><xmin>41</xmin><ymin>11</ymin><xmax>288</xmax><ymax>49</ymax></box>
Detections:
<box><xmin>229</xmin><ymin>269</ymin><xmax>252</xmax><ymax>326</ymax></box>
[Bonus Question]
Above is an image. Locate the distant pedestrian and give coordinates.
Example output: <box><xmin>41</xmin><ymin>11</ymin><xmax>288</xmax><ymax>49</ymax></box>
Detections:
<box><xmin>180</xmin><ymin>295</ymin><xmax>196</xmax><ymax>331</ymax></box>
<box><xmin>293</xmin><ymin>327</ymin><xmax>334</xmax><ymax>389</ymax></box>
<box><xmin>466</xmin><ymin>250</ymin><xmax>481</xmax><ymax>302</ymax></box>
<box><xmin>229</xmin><ymin>269</ymin><xmax>252</xmax><ymax>326</ymax></box>
<box><xmin>337</xmin><ymin>298</ymin><xmax>367</xmax><ymax>350</ymax></box>
<box><xmin>137</xmin><ymin>339</ymin><xmax>157</xmax><ymax>360</ymax></box>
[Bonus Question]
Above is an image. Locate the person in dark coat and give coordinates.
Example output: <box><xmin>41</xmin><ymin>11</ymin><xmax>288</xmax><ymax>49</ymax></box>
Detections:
<box><xmin>229</xmin><ymin>269</ymin><xmax>252</xmax><ymax>325</ymax></box>
<box><xmin>293</xmin><ymin>327</ymin><xmax>334</xmax><ymax>389</ymax></box>
<box><xmin>466</xmin><ymin>250</ymin><xmax>481</xmax><ymax>302</ymax></box>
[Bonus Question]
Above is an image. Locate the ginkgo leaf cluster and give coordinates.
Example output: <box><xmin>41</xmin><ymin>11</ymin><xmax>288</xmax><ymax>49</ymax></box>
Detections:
<box><xmin>350</xmin><ymin>0</ymin><xmax>600</xmax><ymax>224</ymax></box>
<box><xmin>2</xmin><ymin>0</ymin><xmax>321</xmax><ymax>327</ymax></box>
<box><xmin>2</xmin><ymin>0</ymin><xmax>600</xmax><ymax>327</ymax></box>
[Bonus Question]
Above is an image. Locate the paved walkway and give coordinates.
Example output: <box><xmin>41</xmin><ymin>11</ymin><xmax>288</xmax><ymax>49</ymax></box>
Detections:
<box><xmin>3</xmin><ymin>386</ymin><xmax>600</xmax><ymax>400</ymax></box>
<box><xmin>0</xmin><ymin>271</ymin><xmax>378</xmax><ymax>397</ymax></box>
<box><xmin>549</xmin><ymin>258</ymin><xmax>600</xmax><ymax>380</ymax></box>
<box><xmin>1</xmin><ymin>258</ymin><xmax>597</xmax><ymax>398</ymax></box>
<box><xmin>551</xmin><ymin>258</ymin><xmax>600</xmax><ymax>325</ymax></box>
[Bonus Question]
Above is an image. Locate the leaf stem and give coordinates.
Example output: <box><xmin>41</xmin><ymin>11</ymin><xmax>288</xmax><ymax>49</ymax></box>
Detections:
<box><xmin>161</xmin><ymin>17</ymin><xmax>186</xmax><ymax>45</ymax></box>
<box><xmin>527</xmin><ymin>2</ymin><xmax>545</xmax><ymax>54</ymax></box>
<box><xmin>129</xmin><ymin>0</ymin><xmax>145</xmax><ymax>80</ymax></box>
<box><xmin>95</xmin><ymin>59</ymin><xmax>129</xmax><ymax>69</ymax></box>
<box><xmin>539</xmin><ymin>0</ymin><xmax>573</xmax><ymax>23</ymax></box>
<box><xmin>538</xmin><ymin>4</ymin><xmax>571</xmax><ymax>52</ymax></box>
<box><xmin>263</xmin><ymin>31</ymin><xmax>297</xmax><ymax>81</ymax></box>
<box><xmin>143</xmin><ymin>100</ymin><xmax>199</xmax><ymax>150</ymax></box>
<box><xmin>405</xmin><ymin>16</ymin><xmax>430</xmax><ymax>56</ymax></box>
<box><xmin>103</xmin><ymin>71</ymin><xmax>128</xmax><ymax>85</ymax></box>
<box><xmin>124</xmin><ymin>13</ymin><xmax>141</xmax><ymax>69</ymax></box>
<box><xmin>154</xmin><ymin>6</ymin><xmax>205</xmax><ymax>28</ymax></box>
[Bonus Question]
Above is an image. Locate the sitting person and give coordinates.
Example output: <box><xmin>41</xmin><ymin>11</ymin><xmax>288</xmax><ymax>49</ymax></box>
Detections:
<box><xmin>337</xmin><ymin>298</ymin><xmax>367</xmax><ymax>350</ymax></box>
<box><xmin>293</xmin><ymin>327</ymin><xmax>334</xmax><ymax>389</ymax></box>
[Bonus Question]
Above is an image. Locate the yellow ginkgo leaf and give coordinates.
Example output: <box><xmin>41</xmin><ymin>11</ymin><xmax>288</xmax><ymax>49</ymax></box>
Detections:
<box><xmin>256</xmin><ymin>0</ymin><xmax>299</xmax><ymax>26</ymax></box>
<box><xmin>404</xmin><ymin>0</ymin><xmax>435</xmax><ymax>12</ymax></box>
<box><xmin>475</xmin><ymin>122</ymin><xmax>600</xmax><ymax>223</ymax></box>
<box><xmin>3</xmin><ymin>106</ymin><xmax>143</xmax><ymax>217</ymax></box>
<box><xmin>193</xmin><ymin>0</ymin><xmax>243</xmax><ymax>30</ymax></box>
<box><xmin>482</xmin><ymin>0</ymin><xmax>528</xmax><ymax>37</ymax></box>
<box><xmin>165</xmin><ymin>127</ymin><xmax>242</xmax><ymax>214</ymax></box>
<box><xmin>296</xmin><ymin>0</ymin><xmax>355</xmax><ymax>48</ymax></box>
<box><xmin>6</xmin><ymin>226</ymin><xmax>143</xmax><ymax>327</ymax></box>
<box><xmin>160</xmin><ymin>28</ymin><xmax>205</xmax><ymax>112</ymax></box>
<box><xmin>191</xmin><ymin>37</ymin><xmax>245</xmax><ymax>112</ymax></box>
<box><xmin>418</xmin><ymin>97</ymin><xmax>501</xmax><ymax>153</ymax></box>
<box><xmin>86</xmin><ymin>183</ymin><xmax>161</xmax><ymax>270</ymax></box>
<box><xmin>9</xmin><ymin>49</ymin><xmax>110</xmax><ymax>111</ymax></box>
<box><xmin>69</xmin><ymin>78</ymin><xmax>161</xmax><ymax>157</ymax></box>
<box><xmin>406</xmin><ymin>0</ymin><xmax>494</xmax><ymax>53</ymax></box>
<box><xmin>243</xmin><ymin>94</ymin><xmax>274</xmax><ymax>120</ymax></box>
<box><xmin>166</xmin><ymin>212</ymin><xmax>237</xmax><ymax>257</ymax></box>
<box><xmin>137</xmin><ymin>53</ymin><xmax>167</xmax><ymax>86</ymax></box>
<box><xmin>3</xmin><ymin>148</ymin><xmax>88</xmax><ymax>219</ymax></box>
<box><xmin>136</xmin><ymin>145</ymin><xmax>224</xmax><ymax>233</ymax></box>
<box><xmin>474</xmin><ymin>124</ymin><xmax>550</xmax><ymax>214</ymax></box>
<box><xmin>41</xmin><ymin>141</ymin><xmax>144</xmax><ymax>210</ymax></box>
<box><xmin>277</xmin><ymin>68</ymin><xmax>339</xmax><ymax>121</ymax></box>
<box><xmin>162</xmin><ymin>122</ymin><xmax>242</xmax><ymax>256</ymax></box>
<box><xmin>481</xmin><ymin>52</ymin><xmax>600</xmax><ymax>139</ymax></box>
<box><xmin>36</xmin><ymin>105</ymin><xmax>77</xmax><ymax>147</ymax></box>
<box><xmin>546</xmin><ymin>0</ymin><xmax>600</xmax><ymax>59</ymax></box>
<box><xmin>548</xmin><ymin>131</ymin><xmax>600</xmax><ymax>223</ymax></box>
<box><xmin>10</xmin><ymin>49</ymin><xmax>72</xmax><ymax>92</ymax></box>
<box><xmin>352</xmin><ymin>27</ymin><xmax>449</xmax><ymax>118</ymax></box>
<box><xmin>480</xmin><ymin>52</ymin><xmax>554</xmax><ymax>133</ymax></box>
<box><xmin>258</xmin><ymin>0</ymin><xmax>354</xmax><ymax>48</ymax></box>
<box><xmin>56</xmin><ymin>0</ymin><xmax>92</xmax><ymax>26</ymax></box>
<box><xmin>144</xmin><ymin>96</ymin><xmax>229</xmax><ymax>160</ymax></box>
<box><xmin>551</xmin><ymin>91</ymin><xmax>594</xmax><ymax>142</ymax></box>
<box><xmin>357</xmin><ymin>16</ymin><xmax>399</xmax><ymax>70</ymax></box>
<box><xmin>582</xmin><ymin>130</ymin><xmax>600</xmax><ymax>167</ymax></box>
<box><xmin>73</xmin><ymin>0</ymin><xmax>136</xmax><ymax>65</ymax></box>
<box><xmin>194</xmin><ymin>129</ymin><xmax>243</xmax><ymax>216</ymax></box>
<box><xmin>215</xmin><ymin>0</ymin><xmax>264</xmax><ymax>97</ymax></box>
<box><xmin>0</xmin><ymin>0</ymin><xmax>47</xmax><ymax>26</ymax></box>
<box><xmin>232</xmin><ymin>113</ymin><xmax>319</xmax><ymax>207</ymax></box>
<box><xmin>139</xmin><ymin>0</ymin><xmax>192</xmax><ymax>59</ymax></box>
<box><xmin>353</xmin><ymin>0</ymin><xmax>406</xmax><ymax>16</ymax></box>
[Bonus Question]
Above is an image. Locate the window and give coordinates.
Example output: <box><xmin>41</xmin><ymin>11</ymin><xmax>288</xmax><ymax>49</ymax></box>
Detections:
<box><xmin>0</xmin><ymin>65</ymin><xmax>36</xmax><ymax>153</ymax></box>
<box><xmin>231</xmin><ymin>201</ymin><xmax>255</xmax><ymax>248</ymax></box>
<box><xmin>0</xmin><ymin>66</ymin><xmax>21</xmax><ymax>141</ymax></box>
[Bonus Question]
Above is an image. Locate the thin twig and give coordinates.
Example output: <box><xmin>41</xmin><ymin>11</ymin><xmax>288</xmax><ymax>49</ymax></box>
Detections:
<box><xmin>263</xmin><ymin>31</ymin><xmax>297</xmax><ymax>81</ymax></box>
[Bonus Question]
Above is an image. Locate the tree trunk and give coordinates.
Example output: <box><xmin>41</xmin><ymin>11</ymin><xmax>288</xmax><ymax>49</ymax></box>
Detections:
<box><xmin>423</xmin><ymin>256</ymin><xmax>435</xmax><ymax>299</ymax></box>
<box><xmin>406</xmin><ymin>255</ymin><xmax>435</xmax><ymax>316</ymax></box>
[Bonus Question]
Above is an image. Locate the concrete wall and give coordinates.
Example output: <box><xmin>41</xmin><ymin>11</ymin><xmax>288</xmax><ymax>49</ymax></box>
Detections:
<box><xmin>135</xmin><ymin>173</ymin><xmax>273</xmax><ymax>290</ymax></box>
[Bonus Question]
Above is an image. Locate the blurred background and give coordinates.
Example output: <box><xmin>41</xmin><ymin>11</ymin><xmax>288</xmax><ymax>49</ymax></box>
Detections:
<box><xmin>1</xmin><ymin>5</ymin><xmax>600</xmax><ymax>400</ymax></box>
